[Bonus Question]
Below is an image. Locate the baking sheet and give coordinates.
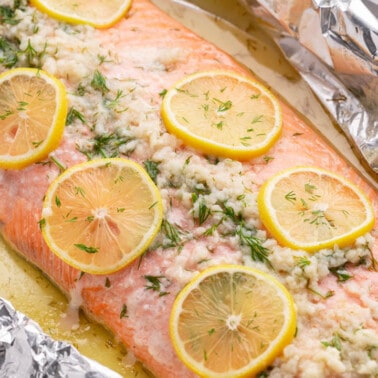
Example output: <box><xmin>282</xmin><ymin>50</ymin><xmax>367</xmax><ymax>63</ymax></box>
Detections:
<box><xmin>0</xmin><ymin>0</ymin><xmax>375</xmax><ymax>377</ymax></box>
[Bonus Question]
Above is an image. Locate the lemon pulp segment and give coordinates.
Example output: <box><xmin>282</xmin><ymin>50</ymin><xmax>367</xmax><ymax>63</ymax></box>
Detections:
<box><xmin>161</xmin><ymin>70</ymin><xmax>282</xmax><ymax>160</ymax></box>
<box><xmin>170</xmin><ymin>265</ymin><xmax>296</xmax><ymax>377</ymax></box>
<box><xmin>258</xmin><ymin>166</ymin><xmax>375</xmax><ymax>251</ymax></box>
<box><xmin>42</xmin><ymin>158</ymin><xmax>163</xmax><ymax>274</ymax></box>
<box><xmin>0</xmin><ymin>67</ymin><xmax>67</xmax><ymax>169</ymax></box>
<box><xmin>30</xmin><ymin>0</ymin><xmax>132</xmax><ymax>28</ymax></box>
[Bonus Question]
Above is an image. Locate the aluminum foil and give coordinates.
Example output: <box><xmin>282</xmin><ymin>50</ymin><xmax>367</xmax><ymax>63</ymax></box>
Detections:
<box><xmin>0</xmin><ymin>298</ymin><xmax>122</xmax><ymax>378</ymax></box>
<box><xmin>239</xmin><ymin>0</ymin><xmax>378</xmax><ymax>179</ymax></box>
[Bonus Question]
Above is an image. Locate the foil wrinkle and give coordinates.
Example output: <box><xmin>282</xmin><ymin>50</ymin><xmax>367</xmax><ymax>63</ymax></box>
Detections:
<box><xmin>239</xmin><ymin>0</ymin><xmax>378</xmax><ymax>178</ymax></box>
<box><xmin>0</xmin><ymin>298</ymin><xmax>122</xmax><ymax>378</ymax></box>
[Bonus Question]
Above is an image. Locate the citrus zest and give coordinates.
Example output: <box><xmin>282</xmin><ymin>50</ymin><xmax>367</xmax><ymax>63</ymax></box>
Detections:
<box><xmin>30</xmin><ymin>0</ymin><xmax>132</xmax><ymax>29</ymax></box>
<box><xmin>257</xmin><ymin>166</ymin><xmax>375</xmax><ymax>251</ymax></box>
<box><xmin>170</xmin><ymin>264</ymin><xmax>296</xmax><ymax>378</ymax></box>
<box><xmin>161</xmin><ymin>70</ymin><xmax>282</xmax><ymax>160</ymax></box>
<box><xmin>41</xmin><ymin>158</ymin><xmax>163</xmax><ymax>275</ymax></box>
<box><xmin>0</xmin><ymin>67</ymin><xmax>67</xmax><ymax>169</ymax></box>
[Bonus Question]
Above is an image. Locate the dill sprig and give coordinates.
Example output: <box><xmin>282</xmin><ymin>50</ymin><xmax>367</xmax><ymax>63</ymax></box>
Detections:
<box><xmin>0</xmin><ymin>3</ymin><xmax>21</xmax><ymax>25</ymax></box>
<box><xmin>144</xmin><ymin>160</ymin><xmax>160</xmax><ymax>183</ymax></box>
<box><xmin>236</xmin><ymin>225</ymin><xmax>273</xmax><ymax>269</ymax></box>
<box><xmin>91</xmin><ymin>69</ymin><xmax>109</xmax><ymax>95</ymax></box>
<box><xmin>0</xmin><ymin>37</ymin><xmax>19</xmax><ymax>68</ymax></box>
<box><xmin>219</xmin><ymin>202</ymin><xmax>273</xmax><ymax>269</ymax></box>
<box><xmin>79</xmin><ymin>132</ymin><xmax>134</xmax><ymax>159</ymax></box>
<box><xmin>161</xmin><ymin>219</ymin><xmax>183</xmax><ymax>249</ymax></box>
<box><xmin>191</xmin><ymin>193</ymin><xmax>211</xmax><ymax>225</ymax></box>
<box><xmin>21</xmin><ymin>39</ymin><xmax>47</xmax><ymax>68</ymax></box>
<box><xmin>144</xmin><ymin>275</ymin><xmax>170</xmax><ymax>297</ymax></box>
<box><xmin>66</xmin><ymin>107</ymin><xmax>86</xmax><ymax>125</ymax></box>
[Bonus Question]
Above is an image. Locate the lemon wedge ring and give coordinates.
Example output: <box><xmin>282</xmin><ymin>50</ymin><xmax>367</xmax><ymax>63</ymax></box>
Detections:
<box><xmin>170</xmin><ymin>264</ymin><xmax>296</xmax><ymax>378</ymax></box>
<box><xmin>0</xmin><ymin>67</ymin><xmax>67</xmax><ymax>170</ymax></box>
<box><xmin>161</xmin><ymin>70</ymin><xmax>282</xmax><ymax>160</ymax></box>
<box><xmin>41</xmin><ymin>158</ymin><xmax>163</xmax><ymax>275</ymax></box>
<box><xmin>257</xmin><ymin>166</ymin><xmax>375</xmax><ymax>252</ymax></box>
<box><xmin>30</xmin><ymin>0</ymin><xmax>132</xmax><ymax>29</ymax></box>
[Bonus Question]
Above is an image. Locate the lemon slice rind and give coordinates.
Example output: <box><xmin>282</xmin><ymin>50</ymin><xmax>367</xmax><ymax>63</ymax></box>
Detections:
<box><xmin>161</xmin><ymin>70</ymin><xmax>282</xmax><ymax>161</ymax></box>
<box><xmin>257</xmin><ymin>166</ymin><xmax>375</xmax><ymax>252</ymax></box>
<box><xmin>41</xmin><ymin>158</ymin><xmax>163</xmax><ymax>275</ymax></box>
<box><xmin>30</xmin><ymin>0</ymin><xmax>132</xmax><ymax>28</ymax></box>
<box><xmin>0</xmin><ymin>67</ymin><xmax>67</xmax><ymax>169</ymax></box>
<box><xmin>170</xmin><ymin>264</ymin><xmax>297</xmax><ymax>378</ymax></box>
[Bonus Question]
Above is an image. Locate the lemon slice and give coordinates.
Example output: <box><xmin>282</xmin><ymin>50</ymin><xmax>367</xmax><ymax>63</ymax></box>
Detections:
<box><xmin>41</xmin><ymin>158</ymin><xmax>163</xmax><ymax>275</ymax></box>
<box><xmin>0</xmin><ymin>67</ymin><xmax>67</xmax><ymax>169</ymax></box>
<box><xmin>161</xmin><ymin>70</ymin><xmax>282</xmax><ymax>160</ymax></box>
<box><xmin>30</xmin><ymin>0</ymin><xmax>132</xmax><ymax>28</ymax></box>
<box><xmin>257</xmin><ymin>166</ymin><xmax>375</xmax><ymax>252</ymax></box>
<box><xmin>170</xmin><ymin>265</ymin><xmax>296</xmax><ymax>378</ymax></box>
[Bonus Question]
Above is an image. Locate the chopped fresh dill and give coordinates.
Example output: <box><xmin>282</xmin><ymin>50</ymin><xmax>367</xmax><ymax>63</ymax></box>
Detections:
<box><xmin>74</xmin><ymin>243</ymin><xmax>99</xmax><ymax>254</ymax></box>
<box><xmin>236</xmin><ymin>225</ymin><xmax>273</xmax><ymax>269</ymax></box>
<box><xmin>21</xmin><ymin>39</ymin><xmax>47</xmax><ymax>68</ymax></box>
<box><xmin>214</xmin><ymin>121</ymin><xmax>224</xmax><ymax>130</ymax></box>
<box><xmin>76</xmin><ymin>83</ymin><xmax>86</xmax><ymax>96</ymax></box>
<box><xmin>105</xmin><ymin>89</ymin><xmax>127</xmax><ymax>112</ymax></box>
<box><xmin>219</xmin><ymin>202</ymin><xmax>242</xmax><ymax>223</ymax></box>
<box><xmin>307</xmin><ymin>283</ymin><xmax>334</xmax><ymax>299</ymax></box>
<box><xmin>0</xmin><ymin>109</ymin><xmax>14</xmax><ymax>120</ymax></box>
<box><xmin>66</xmin><ymin>107</ymin><xmax>86</xmax><ymax>125</ymax></box>
<box><xmin>263</xmin><ymin>156</ymin><xmax>274</xmax><ymax>163</ymax></box>
<box><xmin>285</xmin><ymin>191</ymin><xmax>296</xmax><ymax>203</ymax></box>
<box><xmin>202</xmin><ymin>103</ymin><xmax>209</xmax><ymax>112</ymax></box>
<box><xmin>105</xmin><ymin>277</ymin><xmax>111</xmax><ymax>288</ymax></box>
<box><xmin>38</xmin><ymin>218</ymin><xmax>46</xmax><ymax>230</ymax></box>
<box><xmin>120</xmin><ymin>304</ymin><xmax>128</xmax><ymax>318</ymax></box>
<box><xmin>74</xmin><ymin>186</ymin><xmax>85</xmax><ymax>197</ymax></box>
<box><xmin>91</xmin><ymin>69</ymin><xmax>109</xmax><ymax>95</ymax></box>
<box><xmin>17</xmin><ymin>100</ymin><xmax>28</xmax><ymax>111</ymax></box>
<box><xmin>216</xmin><ymin>202</ymin><xmax>273</xmax><ymax>268</ymax></box>
<box><xmin>0</xmin><ymin>37</ymin><xmax>19</xmax><ymax>68</ymax></box>
<box><xmin>213</xmin><ymin>98</ymin><xmax>232</xmax><ymax>112</ymax></box>
<box><xmin>55</xmin><ymin>195</ymin><xmax>61</xmax><ymax>208</ymax></box>
<box><xmin>144</xmin><ymin>160</ymin><xmax>160</xmax><ymax>183</ymax></box>
<box><xmin>304</xmin><ymin>183</ymin><xmax>317</xmax><ymax>194</ymax></box>
<box><xmin>79</xmin><ymin>132</ymin><xmax>134</xmax><ymax>159</ymax></box>
<box><xmin>294</xmin><ymin>256</ymin><xmax>311</xmax><ymax>269</ymax></box>
<box><xmin>197</xmin><ymin>201</ymin><xmax>211</xmax><ymax>225</ymax></box>
<box><xmin>321</xmin><ymin>333</ymin><xmax>343</xmax><ymax>351</ymax></box>
<box><xmin>32</xmin><ymin>140</ymin><xmax>43</xmax><ymax>148</ymax></box>
<box><xmin>159</xmin><ymin>88</ymin><xmax>167</xmax><ymax>98</ymax></box>
<box><xmin>144</xmin><ymin>275</ymin><xmax>170</xmax><ymax>296</ymax></box>
<box><xmin>65</xmin><ymin>216</ymin><xmax>78</xmax><ymax>223</ymax></box>
<box><xmin>97</xmin><ymin>54</ymin><xmax>112</xmax><ymax>65</ymax></box>
<box><xmin>161</xmin><ymin>219</ymin><xmax>182</xmax><ymax>249</ymax></box>
<box><xmin>329</xmin><ymin>266</ymin><xmax>353</xmax><ymax>282</ymax></box>
<box><xmin>175</xmin><ymin>88</ymin><xmax>198</xmax><ymax>97</ymax></box>
<box><xmin>0</xmin><ymin>4</ymin><xmax>21</xmax><ymax>25</ymax></box>
<box><xmin>251</xmin><ymin>115</ymin><xmax>263</xmax><ymax>124</ymax></box>
<box><xmin>202</xmin><ymin>223</ymin><xmax>220</xmax><ymax>236</ymax></box>
<box><xmin>49</xmin><ymin>155</ymin><xmax>66</xmax><ymax>172</ymax></box>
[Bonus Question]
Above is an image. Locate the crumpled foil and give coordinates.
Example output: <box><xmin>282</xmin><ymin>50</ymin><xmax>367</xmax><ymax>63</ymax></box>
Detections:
<box><xmin>0</xmin><ymin>298</ymin><xmax>122</xmax><ymax>378</ymax></box>
<box><xmin>239</xmin><ymin>0</ymin><xmax>378</xmax><ymax>179</ymax></box>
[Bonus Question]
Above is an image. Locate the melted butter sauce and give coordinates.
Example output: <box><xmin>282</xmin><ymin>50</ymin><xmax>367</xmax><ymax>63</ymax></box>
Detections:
<box><xmin>0</xmin><ymin>1</ymin><xmax>373</xmax><ymax>377</ymax></box>
<box><xmin>0</xmin><ymin>236</ymin><xmax>151</xmax><ymax>377</ymax></box>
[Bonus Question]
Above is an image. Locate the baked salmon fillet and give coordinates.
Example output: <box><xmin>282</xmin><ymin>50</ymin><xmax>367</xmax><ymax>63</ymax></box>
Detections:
<box><xmin>0</xmin><ymin>0</ymin><xmax>377</xmax><ymax>376</ymax></box>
